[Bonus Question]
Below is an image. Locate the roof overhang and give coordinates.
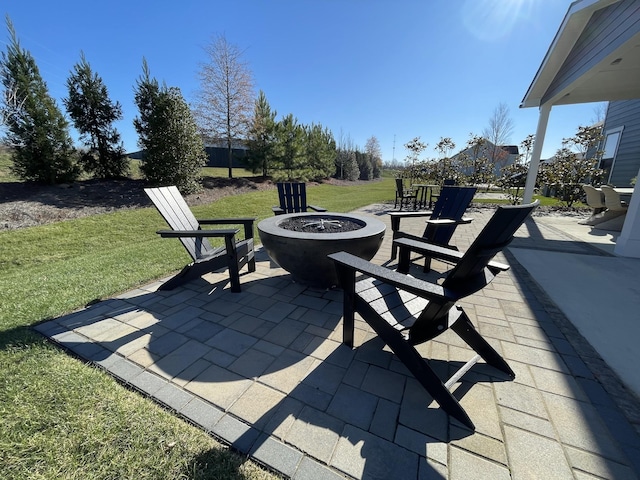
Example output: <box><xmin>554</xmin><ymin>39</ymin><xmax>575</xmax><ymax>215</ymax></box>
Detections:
<box><xmin>521</xmin><ymin>0</ymin><xmax>640</xmax><ymax>108</ymax></box>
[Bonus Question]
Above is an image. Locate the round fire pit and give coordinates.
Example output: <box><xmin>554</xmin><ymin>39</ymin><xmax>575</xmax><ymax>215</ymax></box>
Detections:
<box><xmin>258</xmin><ymin>212</ymin><xmax>386</xmax><ymax>288</ymax></box>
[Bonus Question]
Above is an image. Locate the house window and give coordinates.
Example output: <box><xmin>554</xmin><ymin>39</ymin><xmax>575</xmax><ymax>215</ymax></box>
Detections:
<box><xmin>599</xmin><ymin>126</ymin><xmax>623</xmax><ymax>183</ymax></box>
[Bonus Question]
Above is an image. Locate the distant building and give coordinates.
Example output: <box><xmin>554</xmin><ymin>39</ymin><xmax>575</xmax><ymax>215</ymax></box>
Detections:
<box><xmin>127</xmin><ymin>143</ymin><xmax>249</xmax><ymax>169</ymax></box>
<box><xmin>451</xmin><ymin>141</ymin><xmax>519</xmax><ymax>177</ymax></box>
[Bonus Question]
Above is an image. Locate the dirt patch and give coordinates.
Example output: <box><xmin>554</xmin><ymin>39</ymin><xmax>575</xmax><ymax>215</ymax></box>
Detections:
<box><xmin>0</xmin><ymin>176</ymin><xmax>276</xmax><ymax>230</ymax></box>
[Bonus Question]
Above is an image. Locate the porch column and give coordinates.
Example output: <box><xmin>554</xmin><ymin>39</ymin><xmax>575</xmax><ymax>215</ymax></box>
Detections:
<box><xmin>614</xmin><ymin>167</ymin><xmax>640</xmax><ymax>257</ymax></box>
<box><xmin>523</xmin><ymin>103</ymin><xmax>552</xmax><ymax>204</ymax></box>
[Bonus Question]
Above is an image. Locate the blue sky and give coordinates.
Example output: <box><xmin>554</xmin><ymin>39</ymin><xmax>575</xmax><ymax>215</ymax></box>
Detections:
<box><xmin>3</xmin><ymin>0</ymin><xmax>605</xmax><ymax>163</ymax></box>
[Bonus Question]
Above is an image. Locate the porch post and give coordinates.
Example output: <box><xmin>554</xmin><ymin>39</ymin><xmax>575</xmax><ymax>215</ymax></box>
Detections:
<box><xmin>614</xmin><ymin>168</ymin><xmax>640</xmax><ymax>258</ymax></box>
<box><xmin>523</xmin><ymin>103</ymin><xmax>552</xmax><ymax>204</ymax></box>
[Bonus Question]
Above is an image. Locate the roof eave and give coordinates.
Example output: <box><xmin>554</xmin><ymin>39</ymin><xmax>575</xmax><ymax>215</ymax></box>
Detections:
<box><xmin>520</xmin><ymin>0</ymin><xmax>620</xmax><ymax>109</ymax></box>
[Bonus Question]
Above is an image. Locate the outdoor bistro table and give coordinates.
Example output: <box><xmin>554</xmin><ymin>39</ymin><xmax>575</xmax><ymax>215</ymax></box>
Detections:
<box><xmin>412</xmin><ymin>184</ymin><xmax>439</xmax><ymax>210</ymax></box>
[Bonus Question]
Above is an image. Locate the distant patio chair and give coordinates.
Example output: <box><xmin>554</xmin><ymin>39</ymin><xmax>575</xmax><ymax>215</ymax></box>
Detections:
<box><xmin>145</xmin><ymin>186</ymin><xmax>256</xmax><ymax>292</ymax></box>
<box><xmin>579</xmin><ymin>184</ymin><xmax>608</xmax><ymax>225</ymax></box>
<box><xmin>601</xmin><ymin>185</ymin><xmax>628</xmax><ymax>212</ymax></box>
<box><xmin>582</xmin><ymin>185</ymin><xmax>606</xmax><ymax>213</ymax></box>
<box><xmin>272</xmin><ymin>182</ymin><xmax>327</xmax><ymax>215</ymax></box>
<box><xmin>394</xmin><ymin>178</ymin><xmax>418</xmax><ymax>210</ymax></box>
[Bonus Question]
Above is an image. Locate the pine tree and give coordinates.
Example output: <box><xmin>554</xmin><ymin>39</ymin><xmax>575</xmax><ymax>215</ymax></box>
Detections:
<box><xmin>0</xmin><ymin>17</ymin><xmax>78</xmax><ymax>184</ymax></box>
<box><xmin>133</xmin><ymin>60</ymin><xmax>206</xmax><ymax>194</ymax></box>
<box><xmin>245</xmin><ymin>90</ymin><xmax>277</xmax><ymax>177</ymax></box>
<box><xmin>304</xmin><ymin>123</ymin><xmax>336</xmax><ymax>181</ymax></box>
<box><xmin>274</xmin><ymin>114</ymin><xmax>305</xmax><ymax>180</ymax></box>
<box><xmin>65</xmin><ymin>52</ymin><xmax>127</xmax><ymax>179</ymax></box>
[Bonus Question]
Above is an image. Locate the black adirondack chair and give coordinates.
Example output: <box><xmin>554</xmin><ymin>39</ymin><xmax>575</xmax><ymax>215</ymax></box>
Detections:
<box><xmin>329</xmin><ymin>201</ymin><xmax>539</xmax><ymax>430</ymax></box>
<box><xmin>394</xmin><ymin>178</ymin><xmax>418</xmax><ymax>210</ymax></box>
<box><xmin>389</xmin><ymin>186</ymin><xmax>477</xmax><ymax>270</ymax></box>
<box><xmin>145</xmin><ymin>186</ymin><xmax>256</xmax><ymax>292</ymax></box>
<box><xmin>272</xmin><ymin>182</ymin><xmax>327</xmax><ymax>215</ymax></box>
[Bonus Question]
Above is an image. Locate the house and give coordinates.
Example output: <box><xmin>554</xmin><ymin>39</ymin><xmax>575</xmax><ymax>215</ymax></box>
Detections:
<box><xmin>450</xmin><ymin>141</ymin><xmax>519</xmax><ymax>177</ymax></box>
<box><xmin>520</xmin><ymin>0</ymin><xmax>640</xmax><ymax>257</ymax></box>
<box><xmin>126</xmin><ymin>144</ymin><xmax>249</xmax><ymax>169</ymax></box>
<box><xmin>599</xmin><ymin>99</ymin><xmax>640</xmax><ymax>187</ymax></box>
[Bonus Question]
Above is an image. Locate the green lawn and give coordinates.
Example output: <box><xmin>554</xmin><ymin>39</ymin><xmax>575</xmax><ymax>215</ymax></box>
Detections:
<box><xmin>0</xmin><ymin>178</ymin><xmax>395</xmax><ymax>480</ymax></box>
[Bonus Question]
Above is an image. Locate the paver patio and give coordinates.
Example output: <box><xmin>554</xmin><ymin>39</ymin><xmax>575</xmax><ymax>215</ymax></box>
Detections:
<box><xmin>35</xmin><ymin>204</ymin><xmax>640</xmax><ymax>479</ymax></box>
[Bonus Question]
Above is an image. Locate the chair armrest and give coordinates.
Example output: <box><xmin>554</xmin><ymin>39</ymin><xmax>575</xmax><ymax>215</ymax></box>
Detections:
<box><xmin>424</xmin><ymin>217</ymin><xmax>473</xmax><ymax>226</ymax></box>
<box><xmin>388</xmin><ymin>211</ymin><xmax>434</xmax><ymax>232</ymax></box>
<box><xmin>395</xmin><ymin>237</ymin><xmax>464</xmax><ymax>263</ymax></box>
<box><xmin>394</xmin><ymin>237</ymin><xmax>509</xmax><ymax>271</ymax></box>
<box><xmin>388</xmin><ymin>211</ymin><xmax>434</xmax><ymax>219</ymax></box>
<box><xmin>329</xmin><ymin>251</ymin><xmax>456</xmax><ymax>302</ymax></box>
<box><xmin>272</xmin><ymin>206</ymin><xmax>284</xmax><ymax>215</ymax></box>
<box><xmin>197</xmin><ymin>218</ymin><xmax>255</xmax><ymax>239</ymax></box>
<box><xmin>157</xmin><ymin>229</ymin><xmax>239</xmax><ymax>239</ymax></box>
<box><xmin>198</xmin><ymin>217</ymin><xmax>255</xmax><ymax>226</ymax></box>
<box><xmin>308</xmin><ymin>205</ymin><xmax>328</xmax><ymax>212</ymax></box>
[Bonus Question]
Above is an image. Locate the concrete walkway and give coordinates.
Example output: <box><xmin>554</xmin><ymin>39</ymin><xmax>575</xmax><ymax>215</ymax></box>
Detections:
<box><xmin>35</xmin><ymin>204</ymin><xmax>640</xmax><ymax>479</ymax></box>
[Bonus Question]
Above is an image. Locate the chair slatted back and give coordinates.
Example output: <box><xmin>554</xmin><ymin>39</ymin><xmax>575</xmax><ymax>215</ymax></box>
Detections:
<box><xmin>427</xmin><ymin>186</ymin><xmax>477</xmax><ymax>245</ymax></box>
<box><xmin>145</xmin><ymin>186</ymin><xmax>213</xmax><ymax>261</ymax></box>
<box><xmin>601</xmin><ymin>185</ymin><xmax>627</xmax><ymax>211</ymax></box>
<box><xmin>277</xmin><ymin>182</ymin><xmax>308</xmax><ymax>213</ymax></box>
<box><xmin>582</xmin><ymin>185</ymin><xmax>605</xmax><ymax>208</ymax></box>
<box><xmin>442</xmin><ymin>201</ymin><xmax>538</xmax><ymax>293</ymax></box>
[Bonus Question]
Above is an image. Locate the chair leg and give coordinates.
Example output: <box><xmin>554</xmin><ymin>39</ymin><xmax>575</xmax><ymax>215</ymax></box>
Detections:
<box><xmin>390</xmin><ymin>216</ymin><xmax>401</xmax><ymax>260</ymax></box>
<box><xmin>450</xmin><ymin>306</ymin><xmax>515</xmax><ymax>378</ymax></box>
<box><xmin>334</xmin><ymin>264</ymin><xmax>356</xmax><ymax>348</ymax></box>
<box><xmin>356</xmin><ymin>297</ymin><xmax>475</xmax><ymax>429</ymax></box>
<box><xmin>225</xmin><ymin>237</ymin><xmax>242</xmax><ymax>293</ymax></box>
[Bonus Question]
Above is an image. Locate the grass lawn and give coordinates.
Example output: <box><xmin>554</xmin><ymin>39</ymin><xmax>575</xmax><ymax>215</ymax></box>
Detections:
<box><xmin>0</xmin><ymin>178</ymin><xmax>395</xmax><ymax>479</ymax></box>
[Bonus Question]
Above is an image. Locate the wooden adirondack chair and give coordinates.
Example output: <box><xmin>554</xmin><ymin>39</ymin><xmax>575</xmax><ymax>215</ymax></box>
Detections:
<box><xmin>145</xmin><ymin>186</ymin><xmax>256</xmax><ymax>292</ymax></box>
<box><xmin>329</xmin><ymin>201</ymin><xmax>539</xmax><ymax>430</ymax></box>
<box><xmin>389</xmin><ymin>186</ymin><xmax>477</xmax><ymax>270</ymax></box>
<box><xmin>272</xmin><ymin>182</ymin><xmax>327</xmax><ymax>215</ymax></box>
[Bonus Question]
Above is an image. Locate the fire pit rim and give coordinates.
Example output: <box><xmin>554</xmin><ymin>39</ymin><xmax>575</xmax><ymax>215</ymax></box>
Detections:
<box><xmin>257</xmin><ymin>212</ymin><xmax>385</xmax><ymax>240</ymax></box>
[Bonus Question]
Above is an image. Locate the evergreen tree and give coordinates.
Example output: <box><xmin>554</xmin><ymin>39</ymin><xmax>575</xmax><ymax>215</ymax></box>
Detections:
<box><xmin>133</xmin><ymin>60</ymin><xmax>206</xmax><ymax>194</ymax></box>
<box><xmin>0</xmin><ymin>17</ymin><xmax>78</xmax><ymax>184</ymax></box>
<box><xmin>335</xmin><ymin>148</ymin><xmax>359</xmax><ymax>181</ymax></box>
<box><xmin>355</xmin><ymin>150</ymin><xmax>373</xmax><ymax>180</ymax></box>
<box><xmin>274</xmin><ymin>114</ymin><xmax>305</xmax><ymax>180</ymax></box>
<box><xmin>65</xmin><ymin>52</ymin><xmax>127</xmax><ymax>179</ymax></box>
<box><xmin>304</xmin><ymin>123</ymin><xmax>336</xmax><ymax>181</ymax></box>
<box><xmin>245</xmin><ymin>90</ymin><xmax>277</xmax><ymax>177</ymax></box>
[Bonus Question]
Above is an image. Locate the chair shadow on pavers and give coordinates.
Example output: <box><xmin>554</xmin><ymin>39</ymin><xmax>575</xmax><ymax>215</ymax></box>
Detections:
<box><xmin>36</xmin><ymin>247</ymin><xmax>479</xmax><ymax>480</ymax></box>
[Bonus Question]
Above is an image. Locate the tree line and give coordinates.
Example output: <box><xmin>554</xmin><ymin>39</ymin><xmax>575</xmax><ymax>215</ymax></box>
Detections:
<box><xmin>0</xmin><ymin>20</ymin><xmax>381</xmax><ymax>193</ymax></box>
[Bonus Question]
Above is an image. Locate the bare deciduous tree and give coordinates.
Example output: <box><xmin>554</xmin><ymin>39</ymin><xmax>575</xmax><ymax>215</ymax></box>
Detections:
<box><xmin>194</xmin><ymin>34</ymin><xmax>254</xmax><ymax>178</ymax></box>
<box><xmin>483</xmin><ymin>102</ymin><xmax>514</xmax><ymax>175</ymax></box>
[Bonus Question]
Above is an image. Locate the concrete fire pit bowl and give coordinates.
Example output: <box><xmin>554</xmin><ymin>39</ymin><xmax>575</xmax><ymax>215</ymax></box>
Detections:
<box><xmin>258</xmin><ymin>212</ymin><xmax>386</xmax><ymax>288</ymax></box>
